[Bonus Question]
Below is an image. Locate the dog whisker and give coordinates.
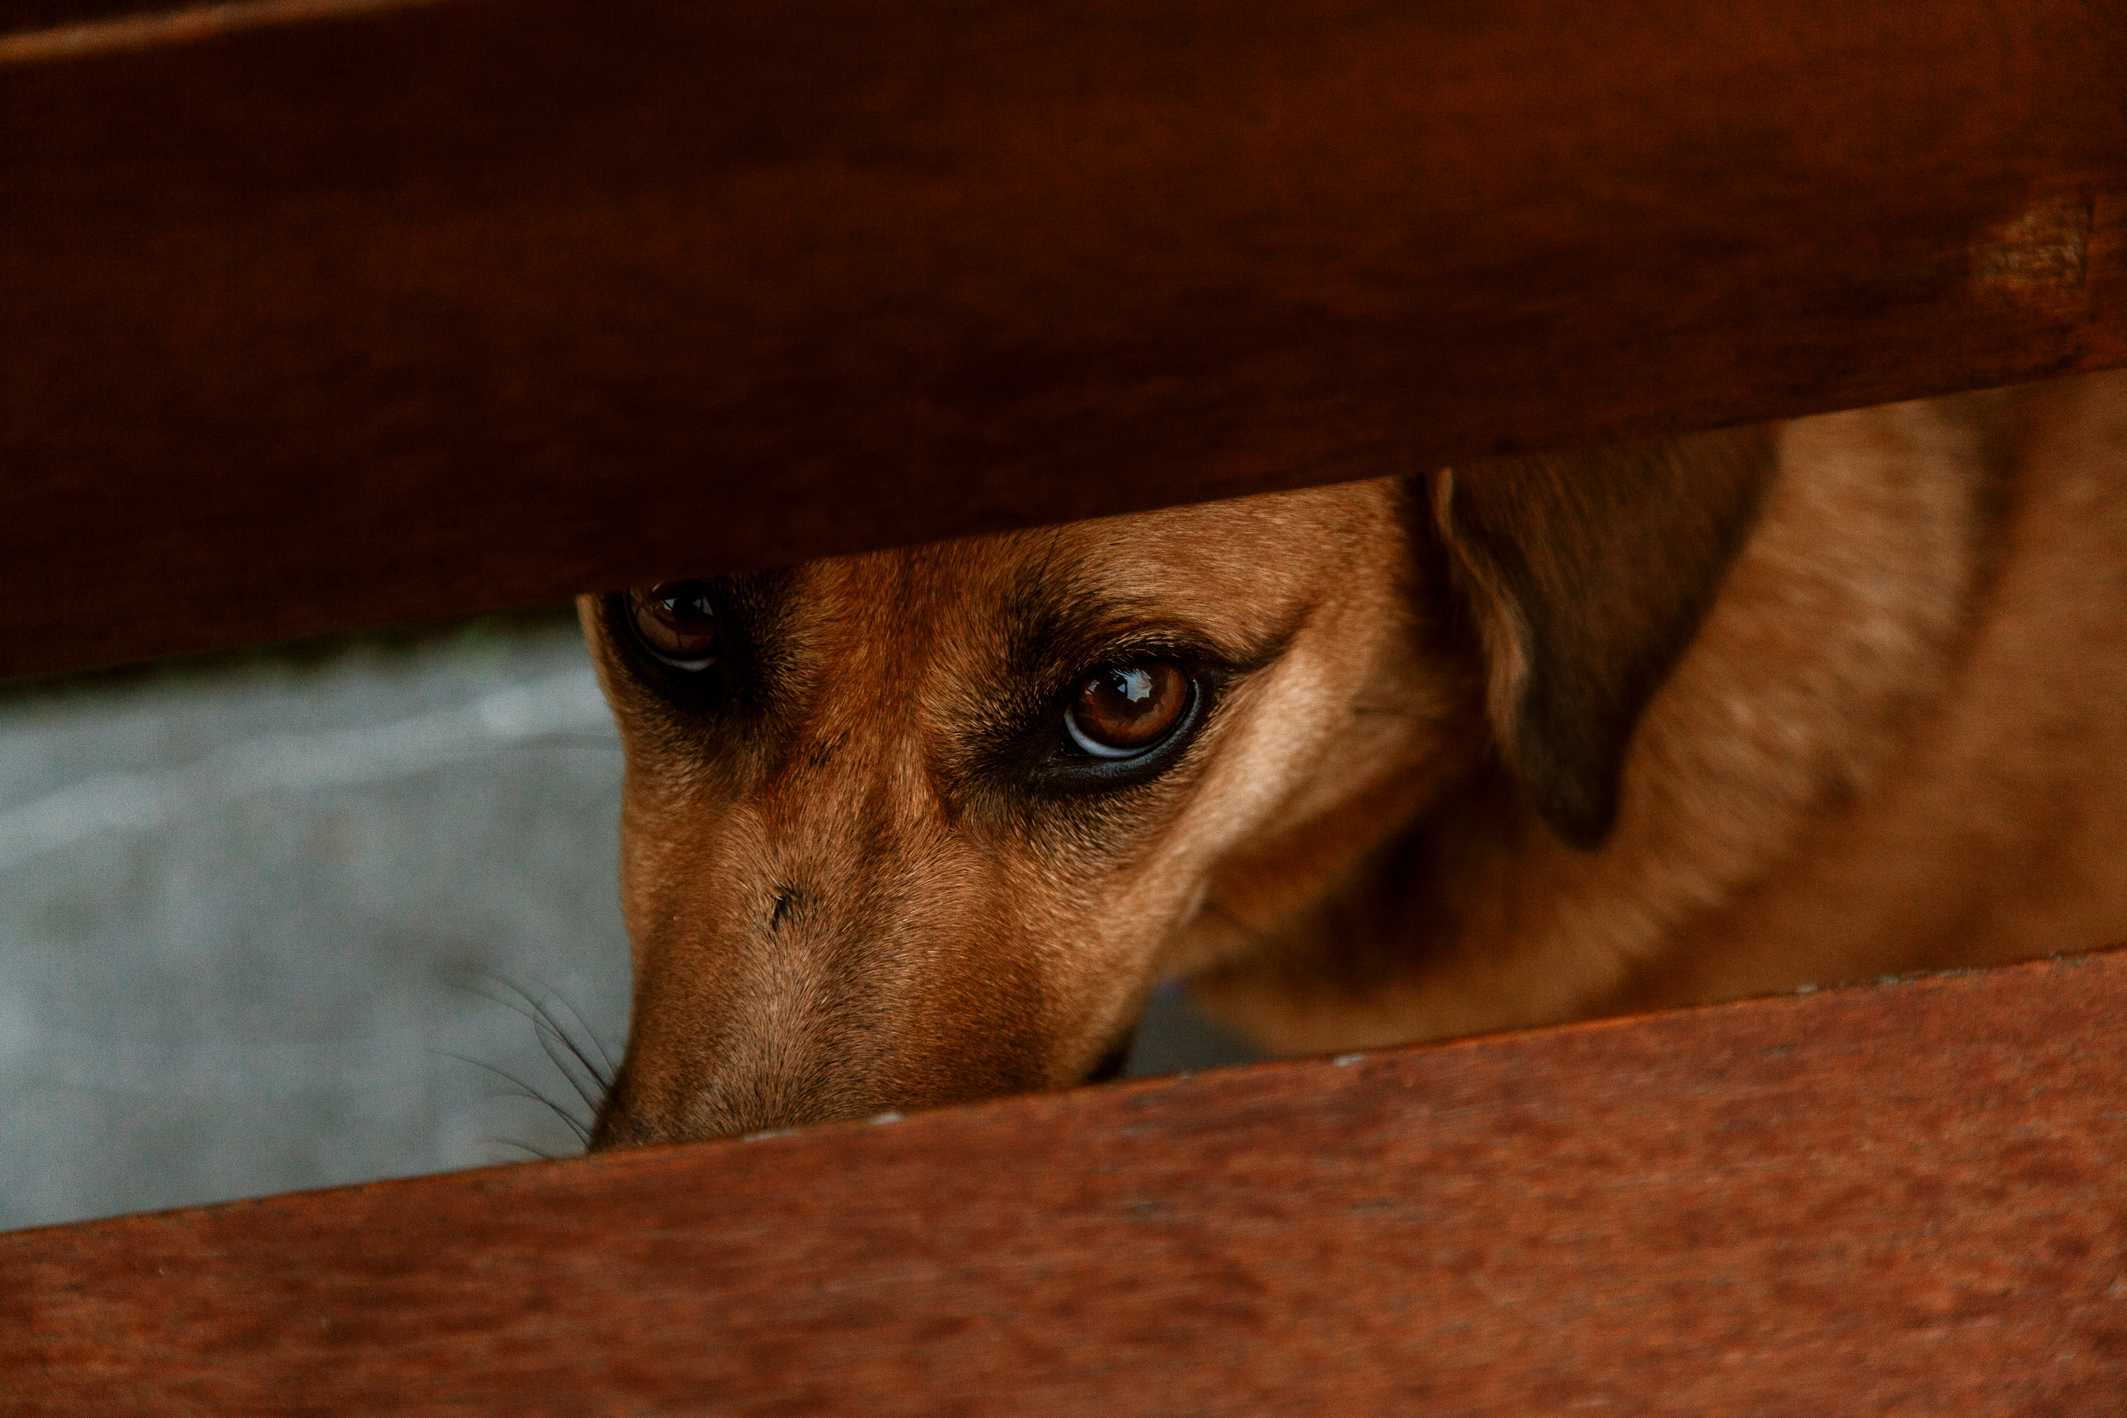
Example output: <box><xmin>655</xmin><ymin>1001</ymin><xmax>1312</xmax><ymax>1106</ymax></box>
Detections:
<box><xmin>523</xmin><ymin>978</ymin><xmax>621</xmax><ymax>1087</ymax></box>
<box><xmin>533</xmin><ymin>1017</ymin><xmax>610</xmax><ymax>1117</ymax></box>
<box><xmin>459</xmin><ymin>972</ymin><xmax>617</xmax><ymax>1101</ymax></box>
<box><xmin>434</xmin><ymin>1048</ymin><xmax>594</xmax><ymax>1147</ymax></box>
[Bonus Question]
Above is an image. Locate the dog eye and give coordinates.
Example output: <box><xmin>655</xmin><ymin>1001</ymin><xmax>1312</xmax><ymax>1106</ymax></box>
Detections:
<box><xmin>629</xmin><ymin>582</ymin><xmax>720</xmax><ymax>670</ymax></box>
<box><xmin>1064</xmin><ymin>662</ymin><xmax>1190</xmax><ymax>757</ymax></box>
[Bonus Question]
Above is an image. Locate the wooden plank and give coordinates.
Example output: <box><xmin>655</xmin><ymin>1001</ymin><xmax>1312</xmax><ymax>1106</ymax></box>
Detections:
<box><xmin>3</xmin><ymin>0</ymin><xmax>2124</xmax><ymax>676</ymax></box>
<box><xmin>5</xmin><ymin>948</ymin><xmax>2125</xmax><ymax>1414</ymax></box>
<box><xmin>0</xmin><ymin>1</ymin><xmax>449</xmax><ymax>60</ymax></box>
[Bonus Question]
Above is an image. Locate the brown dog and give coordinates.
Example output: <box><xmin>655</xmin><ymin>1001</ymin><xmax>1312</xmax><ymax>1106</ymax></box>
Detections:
<box><xmin>581</xmin><ymin>368</ymin><xmax>2127</xmax><ymax>1148</ymax></box>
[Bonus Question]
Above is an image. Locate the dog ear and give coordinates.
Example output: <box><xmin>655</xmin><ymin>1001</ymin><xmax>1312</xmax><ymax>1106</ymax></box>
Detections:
<box><xmin>1428</xmin><ymin>426</ymin><xmax>1774</xmax><ymax>849</ymax></box>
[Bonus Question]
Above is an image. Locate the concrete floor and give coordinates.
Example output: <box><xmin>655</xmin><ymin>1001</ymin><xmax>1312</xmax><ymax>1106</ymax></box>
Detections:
<box><xmin>0</xmin><ymin>617</ymin><xmax>1260</xmax><ymax>1232</ymax></box>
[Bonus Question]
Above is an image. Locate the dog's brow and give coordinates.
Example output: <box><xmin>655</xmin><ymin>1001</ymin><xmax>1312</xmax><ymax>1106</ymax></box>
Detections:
<box><xmin>1001</xmin><ymin>574</ymin><xmax>1301</xmax><ymax>680</ymax></box>
<box><xmin>718</xmin><ymin>567</ymin><xmax>798</xmax><ymax>621</ymax></box>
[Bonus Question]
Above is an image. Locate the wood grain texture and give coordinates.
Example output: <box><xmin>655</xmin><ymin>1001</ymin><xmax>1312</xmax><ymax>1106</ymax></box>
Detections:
<box><xmin>3</xmin><ymin>0</ymin><xmax>2124</xmax><ymax>676</ymax></box>
<box><xmin>0</xmin><ymin>1</ymin><xmax>195</xmax><ymax>40</ymax></box>
<box><xmin>6</xmin><ymin>948</ymin><xmax>2126</xmax><ymax>1415</ymax></box>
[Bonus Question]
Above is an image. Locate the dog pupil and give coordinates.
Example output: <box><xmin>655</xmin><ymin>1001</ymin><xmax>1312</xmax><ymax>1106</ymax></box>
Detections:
<box><xmin>664</xmin><ymin>589</ymin><xmax>711</xmax><ymax>625</ymax></box>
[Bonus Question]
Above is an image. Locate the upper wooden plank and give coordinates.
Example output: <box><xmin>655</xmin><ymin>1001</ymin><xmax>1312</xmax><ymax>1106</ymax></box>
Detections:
<box><xmin>1</xmin><ymin>0</ymin><xmax>198</xmax><ymax>35</ymax></box>
<box><xmin>3</xmin><ymin>0</ymin><xmax>2124</xmax><ymax>675</ymax></box>
<box><xmin>6</xmin><ymin>948</ymin><xmax>2126</xmax><ymax>1414</ymax></box>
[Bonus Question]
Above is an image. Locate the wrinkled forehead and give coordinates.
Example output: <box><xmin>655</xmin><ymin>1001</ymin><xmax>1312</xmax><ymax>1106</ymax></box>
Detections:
<box><xmin>779</xmin><ymin>488</ymin><xmax>1378</xmax><ymax>676</ymax></box>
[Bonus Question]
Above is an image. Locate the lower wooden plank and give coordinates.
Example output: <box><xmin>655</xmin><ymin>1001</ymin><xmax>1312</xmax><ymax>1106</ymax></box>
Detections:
<box><xmin>6</xmin><ymin>949</ymin><xmax>2126</xmax><ymax>1415</ymax></box>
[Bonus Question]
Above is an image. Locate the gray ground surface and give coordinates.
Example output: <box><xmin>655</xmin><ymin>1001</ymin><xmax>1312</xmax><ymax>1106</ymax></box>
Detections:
<box><xmin>0</xmin><ymin>619</ymin><xmax>1260</xmax><ymax>1232</ymax></box>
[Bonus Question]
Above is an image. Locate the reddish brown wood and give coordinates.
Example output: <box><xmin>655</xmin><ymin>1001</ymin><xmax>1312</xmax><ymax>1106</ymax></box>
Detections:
<box><xmin>3</xmin><ymin>0</ymin><xmax>2124</xmax><ymax>676</ymax></box>
<box><xmin>5</xmin><ymin>948</ymin><xmax>2126</xmax><ymax>1414</ymax></box>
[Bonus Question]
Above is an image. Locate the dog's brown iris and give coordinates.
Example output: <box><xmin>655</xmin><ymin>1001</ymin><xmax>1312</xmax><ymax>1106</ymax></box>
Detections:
<box><xmin>630</xmin><ymin>582</ymin><xmax>719</xmax><ymax>668</ymax></box>
<box><xmin>1067</xmin><ymin>662</ymin><xmax>1188</xmax><ymax>755</ymax></box>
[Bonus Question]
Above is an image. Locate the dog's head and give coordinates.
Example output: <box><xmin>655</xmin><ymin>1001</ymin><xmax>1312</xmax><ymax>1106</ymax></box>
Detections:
<box><xmin>584</xmin><ymin>432</ymin><xmax>1769</xmax><ymax>1147</ymax></box>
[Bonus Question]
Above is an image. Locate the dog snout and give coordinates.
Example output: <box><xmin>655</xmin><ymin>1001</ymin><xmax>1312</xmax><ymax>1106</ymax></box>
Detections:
<box><xmin>590</xmin><ymin>858</ymin><xmax>1079</xmax><ymax>1147</ymax></box>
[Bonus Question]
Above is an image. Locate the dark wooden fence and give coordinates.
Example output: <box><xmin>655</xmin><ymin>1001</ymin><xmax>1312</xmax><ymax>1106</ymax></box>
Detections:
<box><xmin>3</xmin><ymin>0</ymin><xmax>2125</xmax><ymax>1410</ymax></box>
<box><xmin>4</xmin><ymin>0</ymin><xmax>2121</xmax><ymax>675</ymax></box>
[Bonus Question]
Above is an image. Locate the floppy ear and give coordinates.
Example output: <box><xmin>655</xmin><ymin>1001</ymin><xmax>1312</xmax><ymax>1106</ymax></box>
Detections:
<box><xmin>1428</xmin><ymin>426</ymin><xmax>1774</xmax><ymax>849</ymax></box>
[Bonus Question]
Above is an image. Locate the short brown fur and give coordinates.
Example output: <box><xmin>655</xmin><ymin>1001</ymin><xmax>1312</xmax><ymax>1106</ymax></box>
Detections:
<box><xmin>583</xmin><ymin>369</ymin><xmax>2127</xmax><ymax>1147</ymax></box>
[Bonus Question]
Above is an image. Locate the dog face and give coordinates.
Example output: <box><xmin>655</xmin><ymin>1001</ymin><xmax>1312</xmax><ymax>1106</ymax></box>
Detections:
<box><xmin>584</xmin><ymin>429</ymin><xmax>1772</xmax><ymax>1147</ymax></box>
<box><xmin>581</xmin><ymin>481</ymin><xmax>1476</xmax><ymax>1144</ymax></box>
